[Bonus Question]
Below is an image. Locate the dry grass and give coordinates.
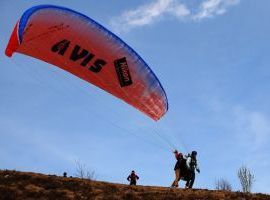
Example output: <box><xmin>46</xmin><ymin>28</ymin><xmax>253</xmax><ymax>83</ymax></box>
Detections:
<box><xmin>0</xmin><ymin>170</ymin><xmax>269</xmax><ymax>200</ymax></box>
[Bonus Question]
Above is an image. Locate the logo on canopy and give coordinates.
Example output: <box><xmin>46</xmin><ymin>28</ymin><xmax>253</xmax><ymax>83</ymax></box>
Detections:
<box><xmin>114</xmin><ymin>57</ymin><xmax>133</xmax><ymax>87</ymax></box>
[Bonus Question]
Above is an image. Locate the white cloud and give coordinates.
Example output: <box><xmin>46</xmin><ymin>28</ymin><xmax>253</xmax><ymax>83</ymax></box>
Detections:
<box><xmin>193</xmin><ymin>0</ymin><xmax>240</xmax><ymax>20</ymax></box>
<box><xmin>121</xmin><ymin>0</ymin><xmax>171</xmax><ymax>26</ymax></box>
<box><xmin>169</xmin><ymin>3</ymin><xmax>191</xmax><ymax>18</ymax></box>
<box><xmin>203</xmin><ymin>96</ymin><xmax>270</xmax><ymax>150</ymax></box>
<box><xmin>230</xmin><ymin>107</ymin><xmax>270</xmax><ymax>193</ymax></box>
<box><xmin>110</xmin><ymin>0</ymin><xmax>190</xmax><ymax>33</ymax></box>
<box><xmin>204</xmin><ymin>99</ymin><xmax>270</xmax><ymax>192</ymax></box>
<box><xmin>110</xmin><ymin>0</ymin><xmax>240</xmax><ymax>33</ymax></box>
<box><xmin>233</xmin><ymin>107</ymin><xmax>270</xmax><ymax>149</ymax></box>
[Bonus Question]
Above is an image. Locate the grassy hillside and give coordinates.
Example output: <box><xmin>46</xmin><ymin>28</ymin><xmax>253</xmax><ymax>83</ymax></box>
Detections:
<box><xmin>0</xmin><ymin>170</ymin><xmax>269</xmax><ymax>200</ymax></box>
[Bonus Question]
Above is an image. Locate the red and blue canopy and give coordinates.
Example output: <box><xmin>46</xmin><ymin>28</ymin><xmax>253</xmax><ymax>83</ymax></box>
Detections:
<box><xmin>6</xmin><ymin>5</ymin><xmax>168</xmax><ymax>120</ymax></box>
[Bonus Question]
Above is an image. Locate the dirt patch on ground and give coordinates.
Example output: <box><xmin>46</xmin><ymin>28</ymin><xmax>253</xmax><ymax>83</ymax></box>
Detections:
<box><xmin>0</xmin><ymin>170</ymin><xmax>269</xmax><ymax>200</ymax></box>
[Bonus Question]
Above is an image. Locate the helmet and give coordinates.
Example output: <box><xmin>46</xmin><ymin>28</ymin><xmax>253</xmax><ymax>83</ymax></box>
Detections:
<box><xmin>191</xmin><ymin>151</ymin><xmax>197</xmax><ymax>156</ymax></box>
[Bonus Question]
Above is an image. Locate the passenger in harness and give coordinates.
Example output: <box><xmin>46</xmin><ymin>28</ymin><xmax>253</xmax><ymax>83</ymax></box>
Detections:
<box><xmin>171</xmin><ymin>150</ymin><xmax>184</xmax><ymax>187</ymax></box>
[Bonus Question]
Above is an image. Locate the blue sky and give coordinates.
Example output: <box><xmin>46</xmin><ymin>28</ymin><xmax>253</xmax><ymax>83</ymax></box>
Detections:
<box><xmin>1</xmin><ymin>0</ymin><xmax>270</xmax><ymax>194</ymax></box>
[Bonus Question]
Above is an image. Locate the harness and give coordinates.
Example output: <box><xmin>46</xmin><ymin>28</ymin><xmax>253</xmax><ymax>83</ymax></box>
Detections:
<box><xmin>189</xmin><ymin>156</ymin><xmax>197</xmax><ymax>171</ymax></box>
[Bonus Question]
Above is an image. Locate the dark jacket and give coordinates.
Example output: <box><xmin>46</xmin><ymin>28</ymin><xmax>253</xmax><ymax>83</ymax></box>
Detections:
<box><xmin>127</xmin><ymin>172</ymin><xmax>139</xmax><ymax>185</ymax></box>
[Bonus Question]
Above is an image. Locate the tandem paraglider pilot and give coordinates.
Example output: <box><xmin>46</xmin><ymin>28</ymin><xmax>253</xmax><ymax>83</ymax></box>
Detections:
<box><xmin>171</xmin><ymin>150</ymin><xmax>200</xmax><ymax>188</ymax></box>
<box><xmin>127</xmin><ymin>170</ymin><xmax>139</xmax><ymax>185</ymax></box>
<box><xmin>185</xmin><ymin>151</ymin><xmax>200</xmax><ymax>189</ymax></box>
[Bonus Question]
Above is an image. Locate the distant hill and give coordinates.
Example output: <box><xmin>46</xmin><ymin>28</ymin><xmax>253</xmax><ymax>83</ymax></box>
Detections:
<box><xmin>0</xmin><ymin>170</ymin><xmax>269</xmax><ymax>200</ymax></box>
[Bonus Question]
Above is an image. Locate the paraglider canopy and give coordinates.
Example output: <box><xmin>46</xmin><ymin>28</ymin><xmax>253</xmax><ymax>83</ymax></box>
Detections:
<box><xmin>5</xmin><ymin>5</ymin><xmax>168</xmax><ymax>120</ymax></box>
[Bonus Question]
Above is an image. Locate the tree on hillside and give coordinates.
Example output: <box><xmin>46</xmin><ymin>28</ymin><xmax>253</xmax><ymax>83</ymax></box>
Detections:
<box><xmin>215</xmin><ymin>178</ymin><xmax>232</xmax><ymax>191</ymax></box>
<box><xmin>237</xmin><ymin>165</ymin><xmax>255</xmax><ymax>193</ymax></box>
<box><xmin>75</xmin><ymin>160</ymin><xmax>96</xmax><ymax>180</ymax></box>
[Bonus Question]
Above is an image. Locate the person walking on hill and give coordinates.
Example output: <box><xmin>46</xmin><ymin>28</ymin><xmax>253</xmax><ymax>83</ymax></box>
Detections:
<box><xmin>171</xmin><ymin>150</ymin><xmax>183</xmax><ymax>187</ymax></box>
<box><xmin>185</xmin><ymin>151</ymin><xmax>200</xmax><ymax>189</ymax></box>
<box><xmin>127</xmin><ymin>170</ymin><xmax>139</xmax><ymax>185</ymax></box>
